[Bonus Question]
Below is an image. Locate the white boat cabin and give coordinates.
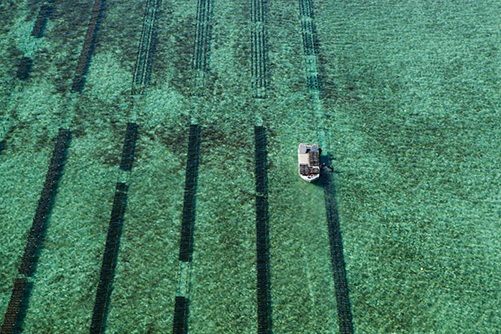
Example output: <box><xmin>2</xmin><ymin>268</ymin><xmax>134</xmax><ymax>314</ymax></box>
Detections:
<box><xmin>298</xmin><ymin>143</ymin><xmax>320</xmax><ymax>182</ymax></box>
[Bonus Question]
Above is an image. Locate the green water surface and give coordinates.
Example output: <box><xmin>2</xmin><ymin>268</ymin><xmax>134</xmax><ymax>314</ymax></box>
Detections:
<box><xmin>0</xmin><ymin>0</ymin><xmax>499</xmax><ymax>333</ymax></box>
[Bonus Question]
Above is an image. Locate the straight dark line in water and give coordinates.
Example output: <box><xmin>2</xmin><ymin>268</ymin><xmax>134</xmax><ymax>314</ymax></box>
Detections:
<box><xmin>12</xmin><ymin>0</ymin><xmax>55</xmax><ymax>81</ymax></box>
<box><xmin>90</xmin><ymin>182</ymin><xmax>128</xmax><ymax>334</ymax></box>
<box><xmin>0</xmin><ymin>124</ymin><xmax>13</xmax><ymax>155</ymax></box>
<box><xmin>0</xmin><ymin>278</ymin><xmax>29</xmax><ymax>334</ymax></box>
<box><xmin>193</xmin><ymin>0</ymin><xmax>213</xmax><ymax>72</ymax></box>
<box><xmin>300</xmin><ymin>19</ymin><xmax>317</xmax><ymax>56</ymax></box>
<box><xmin>298</xmin><ymin>0</ymin><xmax>323</xmax><ymax>93</ymax></box>
<box><xmin>90</xmin><ymin>123</ymin><xmax>138</xmax><ymax>334</ymax></box>
<box><xmin>172</xmin><ymin>296</ymin><xmax>188</xmax><ymax>334</ymax></box>
<box><xmin>31</xmin><ymin>0</ymin><xmax>55</xmax><ymax>38</ymax></box>
<box><xmin>1</xmin><ymin>129</ymin><xmax>70</xmax><ymax>333</ymax></box>
<box><xmin>19</xmin><ymin>128</ymin><xmax>71</xmax><ymax>276</ymax></box>
<box><xmin>320</xmin><ymin>160</ymin><xmax>354</xmax><ymax>334</ymax></box>
<box><xmin>251</xmin><ymin>0</ymin><xmax>268</xmax><ymax>98</ymax></box>
<box><xmin>178</xmin><ymin>124</ymin><xmax>201</xmax><ymax>263</ymax></box>
<box><xmin>133</xmin><ymin>0</ymin><xmax>161</xmax><ymax>90</ymax></box>
<box><xmin>16</xmin><ymin>57</ymin><xmax>33</xmax><ymax>81</ymax></box>
<box><xmin>254</xmin><ymin>126</ymin><xmax>272</xmax><ymax>334</ymax></box>
<box><xmin>71</xmin><ymin>0</ymin><xmax>106</xmax><ymax>93</ymax></box>
<box><xmin>251</xmin><ymin>0</ymin><xmax>266</xmax><ymax>22</ymax></box>
<box><xmin>119</xmin><ymin>123</ymin><xmax>139</xmax><ymax>172</ymax></box>
<box><xmin>251</xmin><ymin>26</ymin><xmax>268</xmax><ymax>98</ymax></box>
<box><xmin>172</xmin><ymin>125</ymin><xmax>201</xmax><ymax>334</ymax></box>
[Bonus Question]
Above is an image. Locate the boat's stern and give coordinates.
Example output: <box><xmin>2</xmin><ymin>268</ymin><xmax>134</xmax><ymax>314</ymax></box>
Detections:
<box><xmin>299</xmin><ymin>169</ymin><xmax>321</xmax><ymax>182</ymax></box>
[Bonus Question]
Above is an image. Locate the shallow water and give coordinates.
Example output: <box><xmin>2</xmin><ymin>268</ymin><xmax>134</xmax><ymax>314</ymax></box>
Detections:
<box><xmin>0</xmin><ymin>0</ymin><xmax>500</xmax><ymax>333</ymax></box>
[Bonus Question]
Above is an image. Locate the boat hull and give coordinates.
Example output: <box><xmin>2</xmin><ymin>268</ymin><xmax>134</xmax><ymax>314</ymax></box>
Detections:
<box><xmin>299</xmin><ymin>173</ymin><xmax>320</xmax><ymax>182</ymax></box>
<box><xmin>298</xmin><ymin>143</ymin><xmax>321</xmax><ymax>182</ymax></box>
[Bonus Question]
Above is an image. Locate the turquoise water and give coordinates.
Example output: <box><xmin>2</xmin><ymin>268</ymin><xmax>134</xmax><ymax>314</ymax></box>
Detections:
<box><xmin>1</xmin><ymin>0</ymin><xmax>500</xmax><ymax>333</ymax></box>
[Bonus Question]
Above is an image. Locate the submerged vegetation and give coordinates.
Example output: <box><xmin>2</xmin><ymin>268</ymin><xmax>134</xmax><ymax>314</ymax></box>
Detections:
<box><xmin>0</xmin><ymin>0</ymin><xmax>499</xmax><ymax>333</ymax></box>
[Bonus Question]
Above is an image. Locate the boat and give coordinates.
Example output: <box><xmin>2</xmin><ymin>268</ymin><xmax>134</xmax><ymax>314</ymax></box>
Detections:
<box><xmin>298</xmin><ymin>143</ymin><xmax>321</xmax><ymax>182</ymax></box>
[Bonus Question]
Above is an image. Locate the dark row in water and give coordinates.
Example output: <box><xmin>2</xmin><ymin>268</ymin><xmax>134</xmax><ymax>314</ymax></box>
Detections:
<box><xmin>173</xmin><ymin>124</ymin><xmax>201</xmax><ymax>334</ymax></box>
<box><xmin>299</xmin><ymin>0</ymin><xmax>323</xmax><ymax>92</ymax></box>
<box><xmin>193</xmin><ymin>0</ymin><xmax>213</xmax><ymax>74</ymax></box>
<box><xmin>72</xmin><ymin>0</ymin><xmax>106</xmax><ymax>93</ymax></box>
<box><xmin>1</xmin><ymin>129</ymin><xmax>71</xmax><ymax>334</ymax></box>
<box><xmin>90</xmin><ymin>123</ymin><xmax>139</xmax><ymax>334</ymax></box>
<box><xmin>251</xmin><ymin>0</ymin><xmax>269</xmax><ymax>98</ymax></box>
<box><xmin>0</xmin><ymin>124</ymin><xmax>350</xmax><ymax>334</ymax></box>
<box><xmin>133</xmin><ymin>0</ymin><xmax>162</xmax><ymax>93</ymax></box>
<box><xmin>254</xmin><ymin>126</ymin><xmax>272</xmax><ymax>334</ymax></box>
<box><xmin>15</xmin><ymin>0</ymin><xmax>55</xmax><ymax>80</ymax></box>
<box><xmin>298</xmin><ymin>0</ymin><xmax>353</xmax><ymax>332</ymax></box>
<box><xmin>2</xmin><ymin>0</ymin><xmax>351</xmax><ymax>333</ymax></box>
